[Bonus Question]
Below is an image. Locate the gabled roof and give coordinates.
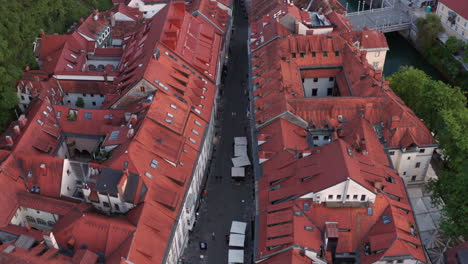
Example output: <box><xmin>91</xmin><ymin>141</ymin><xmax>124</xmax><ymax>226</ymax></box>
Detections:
<box><xmin>439</xmin><ymin>0</ymin><xmax>468</xmax><ymax>18</ymax></box>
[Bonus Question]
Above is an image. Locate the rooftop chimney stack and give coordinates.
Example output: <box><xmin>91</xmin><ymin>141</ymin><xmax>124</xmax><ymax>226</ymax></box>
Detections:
<box><xmin>127</xmin><ymin>128</ymin><xmax>135</xmax><ymax>138</ymax></box>
<box><xmin>40</xmin><ymin>164</ymin><xmax>47</xmax><ymax>176</ymax></box>
<box><xmin>18</xmin><ymin>115</ymin><xmax>28</xmax><ymax>127</ymax></box>
<box><xmin>5</xmin><ymin>136</ymin><xmax>13</xmax><ymax>146</ymax></box>
<box><xmin>93</xmin><ymin>9</ymin><xmax>99</xmax><ymax>21</ymax></box>
<box><xmin>13</xmin><ymin>125</ymin><xmax>20</xmax><ymax>136</ymax></box>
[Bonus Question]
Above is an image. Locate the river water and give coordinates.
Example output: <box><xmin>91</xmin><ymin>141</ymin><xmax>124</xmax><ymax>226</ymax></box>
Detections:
<box><xmin>338</xmin><ymin>0</ymin><xmax>446</xmax><ymax>81</ymax></box>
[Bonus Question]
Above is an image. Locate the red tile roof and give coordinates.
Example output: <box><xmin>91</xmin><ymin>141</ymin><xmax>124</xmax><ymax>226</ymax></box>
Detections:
<box><xmin>0</xmin><ymin>1</ymin><xmax>226</xmax><ymax>263</ymax></box>
<box><xmin>439</xmin><ymin>0</ymin><xmax>468</xmax><ymax>18</ymax></box>
<box><xmin>251</xmin><ymin>4</ymin><xmax>430</xmax><ymax>264</ymax></box>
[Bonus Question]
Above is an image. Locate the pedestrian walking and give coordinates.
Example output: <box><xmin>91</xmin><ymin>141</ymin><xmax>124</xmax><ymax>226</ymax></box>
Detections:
<box><xmin>211</xmin><ymin>232</ymin><xmax>216</xmax><ymax>240</ymax></box>
<box><xmin>225</xmin><ymin>234</ymin><xmax>230</xmax><ymax>244</ymax></box>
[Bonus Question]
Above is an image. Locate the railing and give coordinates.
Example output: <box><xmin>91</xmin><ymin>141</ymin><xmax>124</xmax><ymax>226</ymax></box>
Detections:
<box><xmin>346</xmin><ymin>7</ymin><xmax>394</xmax><ymax>16</ymax></box>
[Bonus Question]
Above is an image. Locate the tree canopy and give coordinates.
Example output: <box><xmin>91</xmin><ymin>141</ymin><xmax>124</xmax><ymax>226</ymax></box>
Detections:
<box><xmin>416</xmin><ymin>13</ymin><xmax>444</xmax><ymax>50</ymax></box>
<box><xmin>389</xmin><ymin>66</ymin><xmax>468</xmax><ymax>239</ymax></box>
<box><xmin>0</xmin><ymin>0</ymin><xmax>112</xmax><ymax>130</ymax></box>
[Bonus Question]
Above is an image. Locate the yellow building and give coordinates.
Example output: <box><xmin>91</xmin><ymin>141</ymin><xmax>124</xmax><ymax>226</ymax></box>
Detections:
<box><xmin>436</xmin><ymin>0</ymin><xmax>468</xmax><ymax>42</ymax></box>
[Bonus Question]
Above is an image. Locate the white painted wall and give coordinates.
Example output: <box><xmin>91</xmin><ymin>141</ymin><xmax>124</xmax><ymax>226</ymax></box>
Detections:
<box><xmin>305</xmin><ymin>249</ymin><xmax>327</xmax><ymax>263</ymax></box>
<box><xmin>166</xmin><ymin>108</ymin><xmax>216</xmax><ymax>263</ymax></box>
<box><xmin>388</xmin><ymin>147</ymin><xmax>436</xmax><ymax>184</ymax></box>
<box><xmin>10</xmin><ymin>206</ymin><xmax>59</xmax><ymax>231</ymax></box>
<box><xmin>373</xmin><ymin>258</ymin><xmax>422</xmax><ymax>264</ymax></box>
<box><xmin>364</xmin><ymin>49</ymin><xmax>387</xmax><ymax>70</ymax></box>
<box><xmin>303</xmin><ymin>77</ymin><xmax>335</xmax><ymax>97</ymax></box>
<box><xmin>63</xmin><ymin>93</ymin><xmax>105</xmax><ymax>109</ymax></box>
<box><xmin>55</xmin><ymin>140</ymin><xmax>71</xmax><ymax>159</ymax></box>
<box><xmin>127</xmin><ymin>0</ymin><xmax>166</xmax><ymax>18</ymax></box>
<box><xmin>114</xmin><ymin>12</ymin><xmax>135</xmax><ymax>22</ymax></box>
<box><xmin>300</xmin><ymin>179</ymin><xmax>376</xmax><ymax>204</ymax></box>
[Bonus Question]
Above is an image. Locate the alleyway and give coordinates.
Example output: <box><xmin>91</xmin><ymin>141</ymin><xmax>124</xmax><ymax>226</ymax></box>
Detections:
<box><xmin>182</xmin><ymin>1</ymin><xmax>254</xmax><ymax>263</ymax></box>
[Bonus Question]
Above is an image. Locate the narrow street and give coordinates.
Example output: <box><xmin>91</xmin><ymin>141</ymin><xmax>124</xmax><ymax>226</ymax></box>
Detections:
<box><xmin>182</xmin><ymin>1</ymin><xmax>254</xmax><ymax>263</ymax></box>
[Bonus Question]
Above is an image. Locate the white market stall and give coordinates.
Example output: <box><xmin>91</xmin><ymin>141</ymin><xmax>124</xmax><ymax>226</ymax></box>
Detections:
<box><xmin>234</xmin><ymin>137</ymin><xmax>247</xmax><ymax>146</ymax></box>
<box><xmin>230</xmin><ymin>221</ymin><xmax>247</xmax><ymax>235</ymax></box>
<box><xmin>229</xmin><ymin>233</ymin><xmax>245</xmax><ymax>247</ymax></box>
<box><xmin>231</xmin><ymin>167</ymin><xmax>245</xmax><ymax>178</ymax></box>
<box><xmin>234</xmin><ymin>144</ymin><xmax>248</xmax><ymax>157</ymax></box>
<box><xmin>231</xmin><ymin>156</ymin><xmax>251</xmax><ymax>167</ymax></box>
<box><xmin>228</xmin><ymin>249</ymin><xmax>244</xmax><ymax>263</ymax></box>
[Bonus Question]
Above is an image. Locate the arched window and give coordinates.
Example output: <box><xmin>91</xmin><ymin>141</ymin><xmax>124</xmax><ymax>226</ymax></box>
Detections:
<box><xmin>47</xmin><ymin>221</ymin><xmax>55</xmax><ymax>227</ymax></box>
<box><xmin>36</xmin><ymin>218</ymin><xmax>46</xmax><ymax>226</ymax></box>
<box><xmin>25</xmin><ymin>215</ymin><xmax>36</xmax><ymax>223</ymax></box>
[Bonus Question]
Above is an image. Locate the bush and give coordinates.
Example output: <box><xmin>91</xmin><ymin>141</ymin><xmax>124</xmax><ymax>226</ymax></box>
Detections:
<box><xmin>389</xmin><ymin>67</ymin><xmax>468</xmax><ymax>239</ymax></box>
<box><xmin>75</xmin><ymin>97</ymin><xmax>85</xmax><ymax>108</ymax></box>
<box><xmin>445</xmin><ymin>36</ymin><xmax>464</xmax><ymax>54</ymax></box>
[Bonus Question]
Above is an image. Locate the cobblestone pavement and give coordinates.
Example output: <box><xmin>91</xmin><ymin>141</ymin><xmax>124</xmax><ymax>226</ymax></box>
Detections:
<box><xmin>182</xmin><ymin>2</ymin><xmax>254</xmax><ymax>264</ymax></box>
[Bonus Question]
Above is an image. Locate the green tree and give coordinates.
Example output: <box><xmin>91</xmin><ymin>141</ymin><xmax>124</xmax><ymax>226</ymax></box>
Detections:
<box><xmin>0</xmin><ymin>0</ymin><xmax>112</xmax><ymax>130</ymax></box>
<box><xmin>445</xmin><ymin>36</ymin><xmax>463</xmax><ymax>54</ymax></box>
<box><xmin>75</xmin><ymin>97</ymin><xmax>85</xmax><ymax>108</ymax></box>
<box><xmin>428</xmin><ymin>165</ymin><xmax>468</xmax><ymax>239</ymax></box>
<box><xmin>416</xmin><ymin>13</ymin><xmax>444</xmax><ymax>50</ymax></box>
<box><xmin>387</xmin><ymin>66</ymin><xmax>430</xmax><ymax>116</ymax></box>
<box><xmin>390</xmin><ymin>66</ymin><xmax>468</xmax><ymax>239</ymax></box>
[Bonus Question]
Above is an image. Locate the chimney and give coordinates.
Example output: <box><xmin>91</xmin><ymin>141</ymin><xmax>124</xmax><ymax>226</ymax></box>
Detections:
<box><xmin>5</xmin><ymin>136</ymin><xmax>13</xmax><ymax>146</ymax></box>
<box><xmin>19</xmin><ymin>114</ymin><xmax>28</xmax><ymax>127</ymax></box>
<box><xmin>40</xmin><ymin>164</ymin><xmax>47</xmax><ymax>176</ymax></box>
<box><xmin>126</xmin><ymin>128</ymin><xmax>134</xmax><ymax>138</ymax></box>
<box><xmin>93</xmin><ymin>9</ymin><xmax>99</xmax><ymax>21</ymax></box>
<box><xmin>80</xmin><ymin>17</ymin><xmax>84</xmax><ymax>23</ymax></box>
<box><xmin>40</xmin><ymin>31</ymin><xmax>45</xmax><ymax>37</ymax></box>
<box><xmin>110</xmin><ymin>12</ymin><xmax>116</xmax><ymax>27</ymax></box>
<box><xmin>390</xmin><ymin>116</ymin><xmax>400</xmax><ymax>130</ymax></box>
<box><xmin>130</xmin><ymin>114</ymin><xmax>138</xmax><ymax>126</ymax></box>
<box><xmin>360</xmin><ymin>51</ymin><xmax>367</xmax><ymax>63</ymax></box>
<box><xmin>25</xmin><ymin>66</ymin><xmax>30</xmax><ymax>72</ymax></box>
<box><xmin>13</xmin><ymin>125</ymin><xmax>20</xmax><ymax>136</ymax></box>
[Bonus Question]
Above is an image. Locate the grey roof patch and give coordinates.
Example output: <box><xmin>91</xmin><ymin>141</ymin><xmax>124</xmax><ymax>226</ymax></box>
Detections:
<box><xmin>14</xmin><ymin>234</ymin><xmax>36</xmax><ymax>250</ymax></box>
<box><xmin>123</xmin><ymin>173</ymin><xmax>140</xmax><ymax>203</ymax></box>
<box><xmin>94</xmin><ymin>168</ymin><xmax>123</xmax><ymax>195</ymax></box>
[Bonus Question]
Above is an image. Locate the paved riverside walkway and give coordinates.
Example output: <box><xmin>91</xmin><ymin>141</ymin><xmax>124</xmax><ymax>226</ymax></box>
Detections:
<box><xmin>181</xmin><ymin>2</ymin><xmax>255</xmax><ymax>263</ymax></box>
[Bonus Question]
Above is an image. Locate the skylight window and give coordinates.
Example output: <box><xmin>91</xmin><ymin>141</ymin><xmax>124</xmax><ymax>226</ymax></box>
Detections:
<box><xmin>167</xmin><ymin>113</ymin><xmax>174</xmax><ymax>118</ymax></box>
<box><xmin>382</xmin><ymin>215</ymin><xmax>392</xmax><ymax>224</ymax></box>
<box><xmin>191</xmin><ymin>129</ymin><xmax>199</xmax><ymax>136</ymax></box>
<box><xmin>109</xmin><ymin>131</ymin><xmax>120</xmax><ymax>140</ymax></box>
<box><xmin>46</xmin><ymin>106</ymin><xmax>53</xmax><ymax>112</ymax></box>
<box><xmin>42</xmin><ymin>111</ymin><xmax>49</xmax><ymax>117</ymax></box>
<box><xmin>67</xmin><ymin>64</ymin><xmax>74</xmax><ymax>69</ymax></box>
<box><xmin>37</xmin><ymin>119</ymin><xmax>44</xmax><ymax>126</ymax></box>
<box><xmin>189</xmin><ymin>138</ymin><xmax>197</xmax><ymax>144</ymax></box>
<box><xmin>57</xmin><ymin>111</ymin><xmax>62</xmax><ymax>118</ymax></box>
<box><xmin>84</xmin><ymin>112</ymin><xmax>92</xmax><ymax>120</ymax></box>
<box><xmin>150</xmin><ymin>159</ymin><xmax>159</xmax><ymax>169</ymax></box>
<box><xmin>170</xmin><ymin>104</ymin><xmax>177</xmax><ymax>109</ymax></box>
<box><xmin>70</xmin><ymin>54</ymin><xmax>77</xmax><ymax>59</ymax></box>
<box><xmin>195</xmin><ymin>120</ymin><xmax>202</xmax><ymax>127</ymax></box>
<box><xmin>144</xmin><ymin>172</ymin><xmax>153</xmax><ymax>179</ymax></box>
